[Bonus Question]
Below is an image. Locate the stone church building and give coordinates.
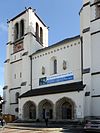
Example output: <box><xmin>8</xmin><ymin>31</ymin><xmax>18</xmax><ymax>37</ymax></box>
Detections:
<box><xmin>3</xmin><ymin>0</ymin><xmax>100</xmax><ymax>121</ymax></box>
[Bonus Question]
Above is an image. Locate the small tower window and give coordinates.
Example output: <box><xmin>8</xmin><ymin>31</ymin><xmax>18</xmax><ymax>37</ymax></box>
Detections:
<box><xmin>42</xmin><ymin>66</ymin><xmax>45</xmax><ymax>75</ymax></box>
<box><xmin>14</xmin><ymin>23</ymin><xmax>19</xmax><ymax>41</ymax></box>
<box><xmin>15</xmin><ymin>108</ymin><xmax>19</xmax><ymax>112</ymax></box>
<box><xmin>40</xmin><ymin>27</ymin><xmax>43</xmax><ymax>44</ymax></box>
<box><xmin>20</xmin><ymin>72</ymin><xmax>22</xmax><ymax>78</ymax></box>
<box><xmin>63</xmin><ymin>60</ymin><xmax>67</xmax><ymax>70</ymax></box>
<box><xmin>14</xmin><ymin>74</ymin><xmax>16</xmax><ymax>79</ymax></box>
<box><xmin>36</xmin><ymin>22</ymin><xmax>39</xmax><ymax>42</ymax></box>
<box><xmin>14</xmin><ymin>55</ymin><xmax>16</xmax><ymax>60</ymax></box>
<box><xmin>20</xmin><ymin>20</ymin><xmax>24</xmax><ymax>37</ymax></box>
<box><xmin>54</xmin><ymin>59</ymin><xmax>57</xmax><ymax>74</ymax></box>
<box><xmin>15</xmin><ymin>92</ymin><xmax>19</xmax><ymax>103</ymax></box>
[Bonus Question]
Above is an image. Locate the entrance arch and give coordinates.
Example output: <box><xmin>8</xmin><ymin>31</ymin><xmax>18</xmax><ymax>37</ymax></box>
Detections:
<box><xmin>38</xmin><ymin>99</ymin><xmax>53</xmax><ymax>120</ymax></box>
<box><xmin>23</xmin><ymin>101</ymin><xmax>36</xmax><ymax>120</ymax></box>
<box><xmin>56</xmin><ymin>97</ymin><xmax>75</xmax><ymax>120</ymax></box>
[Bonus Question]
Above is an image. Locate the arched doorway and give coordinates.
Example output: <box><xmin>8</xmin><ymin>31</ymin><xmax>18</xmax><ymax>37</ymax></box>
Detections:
<box><xmin>62</xmin><ymin>101</ymin><xmax>72</xmax><ymax>119</ymax></box>
<box><xmin>23</xmin><ymin>101</ymin><xmax>36</xmax><ymax>120</ymax></box>
<box><xmin>56</xmin><ymin>97</ymin><xmax>75</xmax><ymax>120</ymax></box>
<box><xmin>38</xmin><ymin>99</ymin><xmax>53</xmax><ymax>120</ymax></box>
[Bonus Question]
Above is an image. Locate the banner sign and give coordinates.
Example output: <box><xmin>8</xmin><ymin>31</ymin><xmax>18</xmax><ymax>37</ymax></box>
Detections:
<box><xmin>47</xmin><ymin>72</ymin><xmax>74</xmax><ymax>84</ymax></box>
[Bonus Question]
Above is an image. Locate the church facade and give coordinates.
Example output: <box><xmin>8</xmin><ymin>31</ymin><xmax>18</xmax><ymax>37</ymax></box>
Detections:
<box><xmin>3</xmin><ymin>0</ymin><xmax>100</xmax><ymax>121</ymax></box>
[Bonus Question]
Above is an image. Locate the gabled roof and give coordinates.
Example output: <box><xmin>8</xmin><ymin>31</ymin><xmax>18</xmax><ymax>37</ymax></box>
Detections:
<box><xmin>8</xmin><ymin>7</ymin><xmax>47</xmax><ymax>27</ymax></box>
<box><xmin>31</xmin><ymin>35</ymin><xmax>80</xmax><ymax>56</ymax></box>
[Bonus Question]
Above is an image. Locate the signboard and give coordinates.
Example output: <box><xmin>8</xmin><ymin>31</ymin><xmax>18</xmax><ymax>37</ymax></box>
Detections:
<box><xmin>47</xmin><ymin>72</ymin><xmax>74</xmax><ymax>84</ymax></box>
<box><xmin>39</xmin><ymin>72</ymin><xmax>74</xmax><ymax>85</ymax></box>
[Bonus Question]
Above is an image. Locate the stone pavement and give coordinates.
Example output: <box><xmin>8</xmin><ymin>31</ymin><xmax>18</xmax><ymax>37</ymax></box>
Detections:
<box><xmin>0</xmin><ymin>121</ymin><xmax>84</xmax><ymax>133</ymax></box>
<box><xmin>0</xmin><ymin>125</ymin><xmax>62</xmax><ymax>133</ymax></box>
<box><xmin>0</xmin><ymin>126</ymin><xmax>62</xmax><ymax>133</ymax></box>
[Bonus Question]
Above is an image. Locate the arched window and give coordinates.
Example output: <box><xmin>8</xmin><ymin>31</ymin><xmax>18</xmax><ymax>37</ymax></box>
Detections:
<box><xmin>63</xmin><ymin>60</ymin><xmax>67</xmax><ymax>70</ymax></box>
<box><xmin>15</xmin><ymin>92</ymin><xmax>19</xmax><ymax>103</ymax></box>
<box><xmin>50</xmin><ymin>57</ymin><xmax>57</xmax><ymax>75</ymax></box>
<box><xmin>40</xmin><ymin>27</ymin><xmax>43</xmax><ymax>44</ymax></box>
<box><xmin>15</xmin><ymin>107</ymin><xmax>19</xmax><ymax>113</ymax></box>
<box><xmin>14</xmin><ymin>23</ymin><xmax>19</xmax><ymax>40</ymax></box>
<box><xmin>42</xmin><ymin>66</ymin><xmax>45</xmax><ymax>75</ymax></box>
<box><xmin>36</xmin><ymin>22</ymin><xmax>39</xmax><ymax>41</ymax></box>
<box><xmin>20</xmin><ymin>20</ymin><xmax>24</xmax><ymax>37</ymax></box>
<box><xmin>54</xmin><ymin>59</ymin><xmax>57</xmax><ymax>74</ymax></box>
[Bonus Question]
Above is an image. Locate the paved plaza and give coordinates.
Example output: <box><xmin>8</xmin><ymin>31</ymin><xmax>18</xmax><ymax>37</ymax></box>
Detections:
<box><xmin>0</xmin><ymin>125</ymin><xmax>62</xmax><ymax>133</ymax></box>
<box><xmin>0</xmin><ymin>129</ymin><xmax>59</xmax><ymax>133</ymax></box>
<box><xmin>0</xmin><ymin>128</ymin><xmax>39</xmax><ymax>133</ymax></box>
<box><xmin>0</xmin><ymin>127</ymin><xmax>61</xmax><ymax>133</ymax></box>
<box><xmin>0</xmin><ymin>124</ymin><xmax>84</xmax><ymax>133</ymax></box>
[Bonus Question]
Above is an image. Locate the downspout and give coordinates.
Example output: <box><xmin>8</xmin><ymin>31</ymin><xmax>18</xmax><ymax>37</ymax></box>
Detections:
<box><xmin>81</xmin><ymin>36</ymin><xmax>83</xmax><ymax>82</ymax></box>
<box><xmin>30</xmin><ymin>56</ymin><xmax>32</xmax><ymax>90</ymax></box>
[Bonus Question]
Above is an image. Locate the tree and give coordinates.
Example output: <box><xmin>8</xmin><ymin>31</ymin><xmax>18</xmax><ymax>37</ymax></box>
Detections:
<box><xmin>0</xmin><ymin>96</ymin><xmax>2</xmax><ymax>101</ymax></box>
<box><xmin>0</xmin><ymin>96</ymin><xmax>3</xmax><ymax>115</ymax></box>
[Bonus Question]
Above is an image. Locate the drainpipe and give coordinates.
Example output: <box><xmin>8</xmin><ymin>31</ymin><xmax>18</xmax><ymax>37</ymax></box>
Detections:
<box><xmin>81</xmin><ymin>36</ymin><xmax>83</xmax><ymax>82</ymax></box>
<box><xmin>30</xmin><ymin>56</ymin><xmax>32</xmax><ymax>90</ymax></box>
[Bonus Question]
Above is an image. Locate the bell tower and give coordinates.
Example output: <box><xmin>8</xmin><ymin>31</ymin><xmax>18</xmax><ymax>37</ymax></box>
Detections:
<box><xmin>3</xmin><ymin>7</ymin><xmax>48</xmax><ymax>116</ymax></box>
<box><xmin>7</xmin><ymin>7</ymin><xmax>48</xmax><ymax>55</ymax></box>
<box><xmin>80</xmin><ymin>0</ymin><xmax>91</xmax><ymax>118</ymax></box>
<box><xmin>80</xmin><ymin>0</ymin><xmax>100</xmax><ymax>118</ymax></box>
<box><xmin>90</xmin><ymin>0</ymin><xmax>100</xmax><ymax>117</ymax></box>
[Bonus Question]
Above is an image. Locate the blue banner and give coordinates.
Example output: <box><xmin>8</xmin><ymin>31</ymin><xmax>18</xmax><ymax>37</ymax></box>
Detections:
<box><xmin>47</xmin><ymin>73</ymin><xmax>74</xmax><ymax>84</ymax></box>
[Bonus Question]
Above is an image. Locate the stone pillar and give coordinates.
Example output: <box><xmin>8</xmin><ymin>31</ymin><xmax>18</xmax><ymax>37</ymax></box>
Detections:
<box><xmin>18</xmin><ymin>99</ymin><xmax>22</xmax><ymax>119</ymax></box>
<box><xmin>53</xmin><ymin>104</ymin><xmax>56</xmax><ymax>121</ymax></box>
<box><xmin>36</xmin><ymin>105</ymin><xmax>38</xmax><ymax>120</ymax></box>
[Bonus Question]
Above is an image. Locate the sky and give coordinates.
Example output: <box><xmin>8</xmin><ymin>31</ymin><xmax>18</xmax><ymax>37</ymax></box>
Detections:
<box><xmin>0</xmin><ymin>0</ymin><xmax>82</xmax><ymax>96</ymax></box>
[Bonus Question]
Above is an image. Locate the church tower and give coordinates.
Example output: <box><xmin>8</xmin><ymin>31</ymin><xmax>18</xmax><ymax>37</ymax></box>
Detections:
<box><xmin>3</xmin><ymin>7</ymin><xmax>48</xmax><ymax>116</ymax></box>
<box><xmin>80</xmin><ymin>0</ymin><xmax>100</xmax><ymax>118</ymax></box>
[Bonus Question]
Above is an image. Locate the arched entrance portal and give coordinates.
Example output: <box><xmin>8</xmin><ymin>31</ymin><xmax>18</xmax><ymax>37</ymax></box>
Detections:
<box><xmin>38</xmin><ymin>99</ymin><xmax>53</xmax><ymax>120</ymax></box>
<box><xmin>56</xmin><ymin>97</ymin><xmax>75</xmax><ymax>120</ymax></box>
<box><xmin>62</xmin><ymin>101</ymin><xmax>72</xmax><ymax>119</ymax></box>
<box><xmin>23</xmin><ymin>101</ymin><xmax>36</xmax><ymax>120</ymax></box>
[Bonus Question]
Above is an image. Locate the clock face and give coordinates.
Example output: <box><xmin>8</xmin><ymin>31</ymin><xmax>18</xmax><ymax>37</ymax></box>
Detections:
<box><xmin>13</xmin><ymin>42</ymin><xmax>23</xmax><ymax>53</ymax></box>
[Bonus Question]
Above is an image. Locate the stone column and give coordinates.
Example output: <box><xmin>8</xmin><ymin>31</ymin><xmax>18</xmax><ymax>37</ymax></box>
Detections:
<box><xmin>36</xmin><ymin>105</ymin><xmax>38</xmax><ymax>120</ymax></box>
<box><xmin>53</xmin><ymin>104</ymin><xmax>56</xmax><ymax>121</ymax></box>
<box><xmin>18</xmin><ymin>99</ymin><xmax>23</xmax><ymax>120</ymax></box>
